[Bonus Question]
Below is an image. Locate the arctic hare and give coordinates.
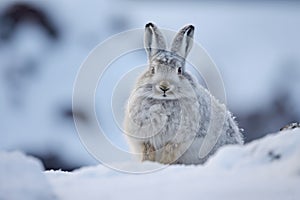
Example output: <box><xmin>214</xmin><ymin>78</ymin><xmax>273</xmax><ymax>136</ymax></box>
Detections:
<box><xmin>124</xmin><ymin>23</ymin><xmax>243</xmax><ymax>165</ymax></box>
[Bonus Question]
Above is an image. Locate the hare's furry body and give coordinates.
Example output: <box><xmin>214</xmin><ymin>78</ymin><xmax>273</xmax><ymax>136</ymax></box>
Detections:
<box><xmin>124</xmin><ymin>23</ymin><xmax>243</xmax><ymax>165</ymax></box>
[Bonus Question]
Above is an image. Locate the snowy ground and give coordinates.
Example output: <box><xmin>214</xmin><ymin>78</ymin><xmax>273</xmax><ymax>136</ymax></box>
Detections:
<box><xmin>1</xmin><ymin>128</ymin><xmax>300</xmax><ymax>200</ymax></box>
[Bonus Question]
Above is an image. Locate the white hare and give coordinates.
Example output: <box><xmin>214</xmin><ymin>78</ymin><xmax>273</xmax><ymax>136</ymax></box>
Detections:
<box><xmin>124</xmin><ymin>23</ymin><xmax>243</xmax><ymax>165</ymax></box>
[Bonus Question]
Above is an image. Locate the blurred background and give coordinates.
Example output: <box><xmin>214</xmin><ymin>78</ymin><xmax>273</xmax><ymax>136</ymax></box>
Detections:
<box><xmin>0</xmin><ymin>0</ymin><xmax>299</xmax><ymax>171</ymax></box>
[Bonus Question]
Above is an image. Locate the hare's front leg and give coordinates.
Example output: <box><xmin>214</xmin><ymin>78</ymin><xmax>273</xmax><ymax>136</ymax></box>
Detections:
<box><xmin>142</xmin><ymin>142</ymin><xmax>156</xmax><ymax>161</ymax></box>
<box><xmin>160</xmin><ymin>142</ymin><xmax>180</xmax><ymax>164</ymax></box>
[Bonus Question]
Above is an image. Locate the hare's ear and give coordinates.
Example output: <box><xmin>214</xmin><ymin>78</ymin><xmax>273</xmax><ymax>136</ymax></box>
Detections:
<box><xmin>144</xmin><ymin>22</ymin><xmax>167</xmax><ymax>59</ymax></box>
<box><xmin>171</xmin><ymin>25</ymin><xmax>194</xmax><ymax>59</ymax></box>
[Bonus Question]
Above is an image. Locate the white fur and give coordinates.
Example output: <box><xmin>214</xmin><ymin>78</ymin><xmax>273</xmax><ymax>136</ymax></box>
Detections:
<box><xmin>124</xmin><ymin>23</ymin><xmax>244</xmax><ymax>165</ymax></box>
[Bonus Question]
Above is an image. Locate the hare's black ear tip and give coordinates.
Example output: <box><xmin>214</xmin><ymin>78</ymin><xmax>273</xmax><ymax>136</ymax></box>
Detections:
<box><xmin>145</xmin><ymin>22</ymin><xmax>154</xmax><ymax>28</ymax></box>
<box><xmin>188</xmin><ymin>25</ymin><xmax>195</xmax><ymax>31</ymax></box>
<box><xmin>187</xmin><ymin>25</ymin><xmax>195</xmax><ymax>35</ymax></box>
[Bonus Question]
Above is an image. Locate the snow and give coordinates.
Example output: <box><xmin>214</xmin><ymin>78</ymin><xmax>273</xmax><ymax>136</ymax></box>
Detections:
<box><xmin>0</xmin><ymin>151</ymin><xmax>56</xmax><ymax>200</ymax></box>
<box><xmin>1</xmin><ymin>128</ymin><xmax>300</xmax><ymax>200</ymax></box>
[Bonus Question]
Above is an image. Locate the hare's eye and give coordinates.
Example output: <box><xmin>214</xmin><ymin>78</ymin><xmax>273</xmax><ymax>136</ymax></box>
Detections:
<box><xmin>151</xmin><ymin>67</ymin><xmax>155</xmax><ymax>74</ymax></box>
<box><xmin>177</xmin><ymin>67</ymin><xmax>182</xmax><ymax>74</ymax></box>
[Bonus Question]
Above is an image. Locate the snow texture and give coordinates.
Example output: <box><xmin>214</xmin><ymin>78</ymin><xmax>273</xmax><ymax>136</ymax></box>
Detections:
<box><xmin>1</xmin><ymin>128</ymin><xmax>300</xmax><ymax>200</ymax></box>
<box><xmin>0</xmin><ymin>152</ymin><xmax>56</xmax><ymax>200</ymax></box>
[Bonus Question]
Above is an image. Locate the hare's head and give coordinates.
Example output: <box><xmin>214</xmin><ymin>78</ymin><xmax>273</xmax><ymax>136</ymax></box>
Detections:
<box><xmin>135</xmin><ymin>23</ymin><xmax>196</xmax><ymax>100</ymax></box>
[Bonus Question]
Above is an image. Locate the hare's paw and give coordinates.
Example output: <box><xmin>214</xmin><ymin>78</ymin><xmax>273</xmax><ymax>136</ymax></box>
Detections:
<box><xmin>160</xmin><ymin>143</ymin><xmax>179</xmax><ymax>164</ymax></box>
<box><xmin>142</xmin><ymin>142</ymin><xmax>156</xmax><ymax>161</ymax></box>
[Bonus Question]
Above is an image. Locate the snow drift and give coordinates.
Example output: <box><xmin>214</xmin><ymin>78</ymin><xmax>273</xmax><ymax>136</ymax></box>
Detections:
<box><xmin>1</xmin><ymin>128</ymin><xmax>300</xmax><ymax>200</ymax></box>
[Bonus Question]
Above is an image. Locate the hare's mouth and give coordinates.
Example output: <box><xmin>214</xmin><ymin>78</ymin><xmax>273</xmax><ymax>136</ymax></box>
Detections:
<box><xmin>153</xmin><ymin>91</ymin><xmax>176</xmax><ymax>100</ymax></box>
<box><xmin>162</xmin><ymin>91</ymin><xmax>168</xmax><ymax>97</ymax></box>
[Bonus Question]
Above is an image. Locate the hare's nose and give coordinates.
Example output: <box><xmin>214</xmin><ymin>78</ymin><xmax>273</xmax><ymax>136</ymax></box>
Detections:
<box><xmin>159</xmin><ymin>81</ymin><xmax>170</xmax><ymax>92</ymax></box>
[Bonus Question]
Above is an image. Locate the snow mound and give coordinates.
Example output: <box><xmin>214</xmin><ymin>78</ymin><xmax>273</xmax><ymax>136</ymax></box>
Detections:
<box><xmin>206</xmin><ymin>128</ymin><xmax>300</xmax><ymax>175</ymax></box>
<box><xmin>0</xmin><ymin>151</ymin><xmax>56</xmax><ymax>200</ymax></box>
<box><xmin>1</xmin><ymin>128</ymin><xmax>300</xmax><ymax>200</ymax></box>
